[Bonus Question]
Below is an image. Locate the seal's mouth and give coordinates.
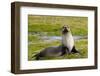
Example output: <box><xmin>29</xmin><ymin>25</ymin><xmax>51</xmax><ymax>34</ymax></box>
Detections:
<box><xmin>62</xmin><ymin>26</ymin><xmax>69</xmax><ymax>34</ymax></box>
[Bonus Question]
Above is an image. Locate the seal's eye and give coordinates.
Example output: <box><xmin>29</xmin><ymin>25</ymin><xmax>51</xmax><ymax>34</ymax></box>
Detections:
<box><xmin>62</xmin><ymin>25</ymin><xmax>68</xmax><ymax>29</ymax></box>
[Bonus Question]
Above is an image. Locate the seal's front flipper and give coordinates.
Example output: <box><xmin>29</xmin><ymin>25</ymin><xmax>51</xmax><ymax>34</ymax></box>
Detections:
<box><xmin>71</xmin><ymin>46</ymin><xmax>79</xmax><ymax>54</ymax></box>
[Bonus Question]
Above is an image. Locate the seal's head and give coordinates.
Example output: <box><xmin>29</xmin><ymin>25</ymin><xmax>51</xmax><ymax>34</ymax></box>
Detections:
<box><xmin>62</xmin><ymin>25</ymin><xmax>70</xmax><ymax>34</ymax></box>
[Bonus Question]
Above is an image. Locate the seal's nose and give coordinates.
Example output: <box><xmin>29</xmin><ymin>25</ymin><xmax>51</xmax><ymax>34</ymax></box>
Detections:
<box><xmin>62</xmin><ymin>26</ymin><xmax>68</xmax><ymax>34</ymax></box>
<box><xmin>64</xmin><ymin>27</ymin><xmax>68</xmax><ymax>32</ymax></box>
<box><xmin>64</xmin><ymin>26</ymin><xmax>67</xmax><ymax>29</ymax></box>
<box><xmin>63</xmin><ymin>25</ymin><xmax>68</xmax><ymax>29</ymax></box>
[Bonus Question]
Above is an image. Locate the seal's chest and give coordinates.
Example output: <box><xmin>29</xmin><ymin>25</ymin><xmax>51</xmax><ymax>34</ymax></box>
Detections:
<box><xmin>62</xmin><ymin>33</ymin><xmax>74</xmax><ymax>52</ymax></box>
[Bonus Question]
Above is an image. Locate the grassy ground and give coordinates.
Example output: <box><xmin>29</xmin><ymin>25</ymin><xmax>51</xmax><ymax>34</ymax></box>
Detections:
<box><xmin>28</xmin><ymin>15</ymin><xmax>88</xmax><ymax>36</ymax></box>
<box><xmin>28</xmin><ymin>15</ymin><xmax>88</xmax><ymax>61</ymax></box>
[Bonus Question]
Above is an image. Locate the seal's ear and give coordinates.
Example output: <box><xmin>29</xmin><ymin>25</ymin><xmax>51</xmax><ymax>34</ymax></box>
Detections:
<box><xmin>66</xmin><ymin>25</ymin><xmax>69</xmax><ymax>28</ymax></box>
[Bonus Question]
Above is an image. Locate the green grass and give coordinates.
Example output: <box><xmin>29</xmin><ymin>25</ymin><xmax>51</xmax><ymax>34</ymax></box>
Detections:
<box><xmin>28</xmin><ymin>15</ymin><xmax>88</xmax><ymax>61</ymax></box>
<box><xmin>28</xmin><ymin>40</ymin><xmax>60</xmax><ymax>60</ymax></box>
<box><xmin>28</xmin><ymin>39</ymin><xmax>88</xmax><ymax>60</ymax></box>
<box><xmin>28</xmin><ymin>15</ymin><xmax>88</xmax><ymax>36</ymax></box>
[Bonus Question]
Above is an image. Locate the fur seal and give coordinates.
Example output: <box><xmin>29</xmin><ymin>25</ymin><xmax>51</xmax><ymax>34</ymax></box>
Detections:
<box><xmin>62</xmin><ymin>25</ymin><xmax>79</xmax><ymax>54</ymax></box>
<box><xmin>33</xmin><ymin>25</ymin><xmax>79</xmax><ymax>60</ymax></box>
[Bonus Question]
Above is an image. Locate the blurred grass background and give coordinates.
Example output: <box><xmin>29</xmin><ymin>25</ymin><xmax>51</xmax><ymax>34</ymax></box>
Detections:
<box><xmin>28</xmin><ymin>15</ymin><xmax>88</xmax><ymax>60</ymax></box>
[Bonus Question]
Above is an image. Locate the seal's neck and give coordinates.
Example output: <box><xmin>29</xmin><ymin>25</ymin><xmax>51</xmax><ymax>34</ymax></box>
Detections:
<box><xmin>62</xmin><ymin>32</ymin><xmax>74</xmax><ymax>47</ymax></box>
<box><xmin>62</xmin><ymin>32</ymin><xmax>72</xmax><ymax>39</ymax></box>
